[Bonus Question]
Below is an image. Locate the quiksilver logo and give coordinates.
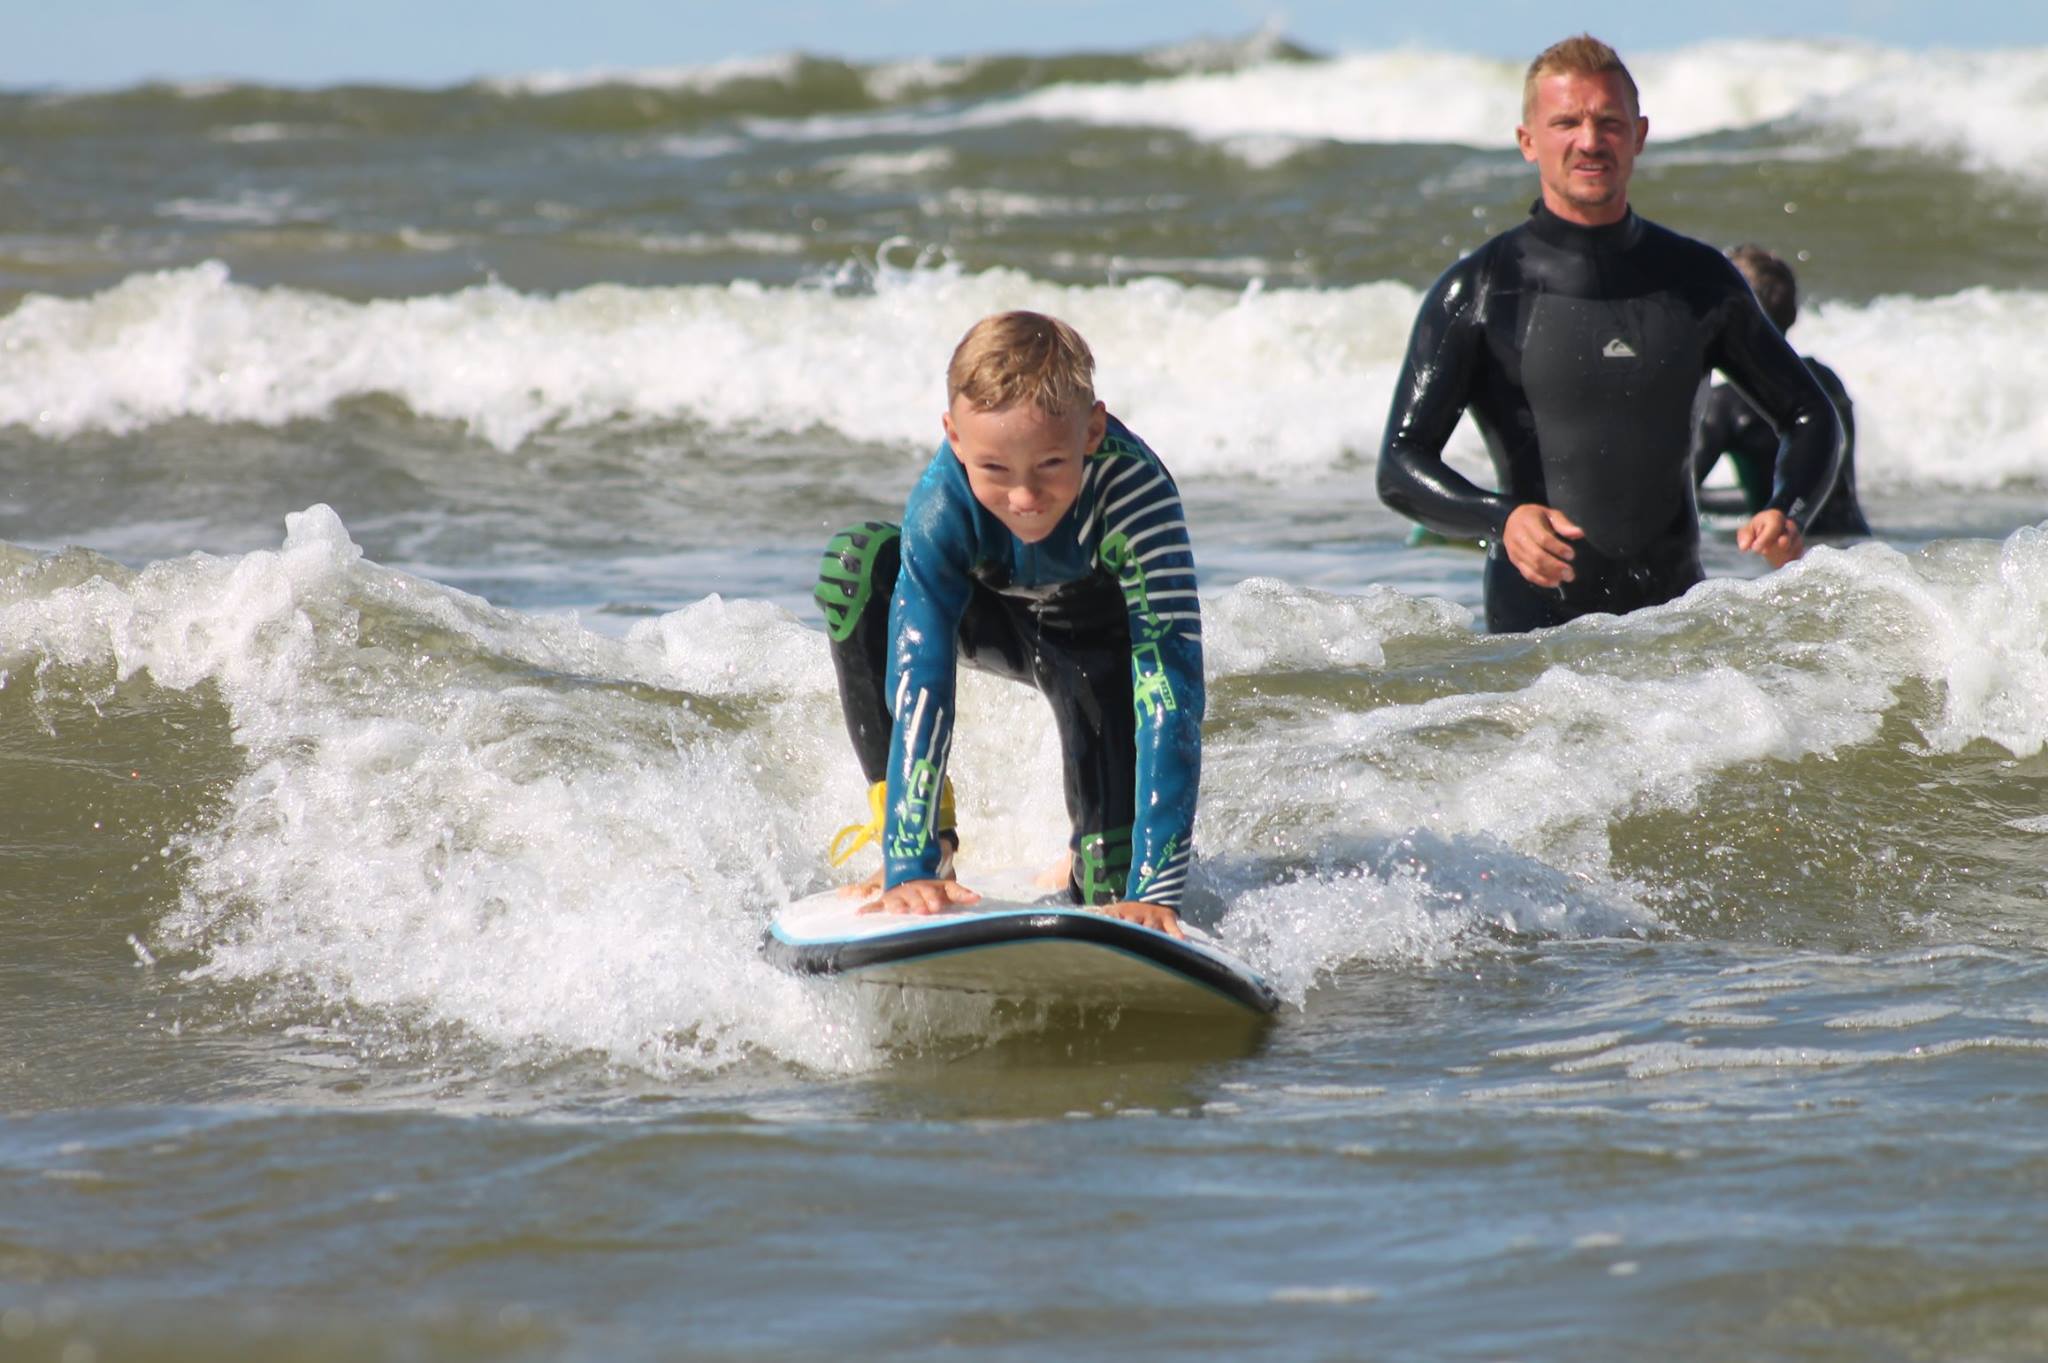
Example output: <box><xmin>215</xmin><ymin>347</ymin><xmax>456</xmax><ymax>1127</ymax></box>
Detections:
<box><xmin>1602</xmin><ymin>338</ymin><xmax>1637</xmax><ymax>358</ymax></box>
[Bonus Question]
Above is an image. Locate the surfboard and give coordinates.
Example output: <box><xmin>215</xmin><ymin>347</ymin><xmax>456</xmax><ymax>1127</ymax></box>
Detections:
<box><xmin>764</xmin><ymin>868</ymin><xmax>1280</xmax><ymax>1017</ymax></box>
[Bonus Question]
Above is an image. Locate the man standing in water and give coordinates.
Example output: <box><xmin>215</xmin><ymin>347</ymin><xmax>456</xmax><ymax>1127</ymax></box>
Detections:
<box><xmin>1376</xmin><ymin>35</ymin><xmax>1844</xmax><ymax>633</ymax></box>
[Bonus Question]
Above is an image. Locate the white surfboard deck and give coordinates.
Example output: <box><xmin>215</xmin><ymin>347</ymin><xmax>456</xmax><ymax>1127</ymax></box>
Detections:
<box><xmin>764</xmin><ymin>866</ymin><xmax>1279</xmax><ymax>1016</ymax></box>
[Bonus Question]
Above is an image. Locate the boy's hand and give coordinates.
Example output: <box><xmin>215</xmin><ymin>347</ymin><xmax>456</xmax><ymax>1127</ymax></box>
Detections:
<box><xmin>839</xmin><ymin>835</ymin><xmax>957</xmax><ymax>900</ymax></box>
<box><xmin>838</xmin><ymin>864</ymin><xmax>886</xmax><ymax>901</ymax></box>
<box><xmin>1099</xmin><ymin>900</ymin><xmax>1185</xmax><ymax>940</ymax></box>
<box><xmin>859</xmin><ymin>879</ymin><xmax>982</xmax><ymax>916</ymax></box>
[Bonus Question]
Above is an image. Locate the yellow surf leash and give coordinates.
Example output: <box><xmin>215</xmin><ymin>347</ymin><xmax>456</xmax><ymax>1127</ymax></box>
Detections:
<box><xmin>827</xmin><ymin>781</ymin><xmax>888</xmax><ymax>867</ymax></box>
<box><xmin>827</xmin><ymin>778</ymin><xmax>955</xmax><ymax>867</ymax></box>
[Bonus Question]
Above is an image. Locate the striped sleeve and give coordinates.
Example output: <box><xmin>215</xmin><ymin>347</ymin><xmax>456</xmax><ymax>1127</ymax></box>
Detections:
<box><xmin>1090</xmin><ymin>434</ymin><xmax>1204</xmax><ymax>910</ymax></box>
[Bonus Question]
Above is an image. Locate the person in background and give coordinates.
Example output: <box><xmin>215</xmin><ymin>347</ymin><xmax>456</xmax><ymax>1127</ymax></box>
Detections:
<box><xmin>1694</xmin><ymin>243</ymin><xmax>1870</xmax><ymax>538</ymax></box>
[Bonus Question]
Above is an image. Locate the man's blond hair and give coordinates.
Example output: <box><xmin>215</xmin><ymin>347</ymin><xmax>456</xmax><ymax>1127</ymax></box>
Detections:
<box><xmin>946</xmin><ymin>311</ymin><xmax>1096</xmax><ymax>416</ymax></box>
<box><xmin>1522</xmin><ymin>34</ymin><xmax>1639</xmax><ymax>120</ymax></box>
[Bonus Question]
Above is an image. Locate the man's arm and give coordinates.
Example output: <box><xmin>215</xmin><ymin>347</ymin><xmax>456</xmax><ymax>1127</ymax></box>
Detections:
<box><xmin>1376</xmin><ymin>256</ymin><xmax>1518</xmax><ymax>542</ymax></box>
<box><xmin>1709</xmin><ymin>273</ymin><xmax>1845</xmax><ymax>533</ymax></box>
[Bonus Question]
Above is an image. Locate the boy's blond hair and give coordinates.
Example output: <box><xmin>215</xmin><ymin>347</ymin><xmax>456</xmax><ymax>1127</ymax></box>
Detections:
<box><xmin>1522</xmin><ymin>34</ymin><xmax>1639</xmax><ymax>119</ymax></box>
<box><xmin>946</xmin><ymin>311</ymin><xmax>1096</xmax><ymax>416</ymax></box>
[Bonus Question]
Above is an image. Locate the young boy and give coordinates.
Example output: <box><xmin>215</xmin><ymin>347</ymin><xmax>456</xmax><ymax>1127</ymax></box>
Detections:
<box><xmin>815</xmin><ymin>310</ymin><xmax>1203</xmax><ymax>938</ymax></box>
<box><xmin>1692</xmin><ymin>243</ymin><xmax>1871</xmax><ymax>541</ymax></box>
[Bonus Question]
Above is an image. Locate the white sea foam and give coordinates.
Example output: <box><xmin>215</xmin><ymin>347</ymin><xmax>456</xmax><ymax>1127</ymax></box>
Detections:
<box><xmin>484</xmin><ymin>52</ymin><xmax>809</xmax><ymax>98</ymax></box>
<box><xmin>1490</xmin><ymin>1032</ymin><xmax>1634</xmax><ymax>1060</ymax></box>
<box><xmin>7</xmin><ymin>261</ymin><xmax>2047</xmax><ymax>492</ymax></box>
<box><xmin>972</xmin><ymin>49</ymin><xmax>1527</xmax><ymax>149</ymax></box>
<box><xmin>1801</xmin><ymin>290</ymin><xmax>2048</xmax><ymax>492</ymax></box>
<box><xmin>0</xmin><ymin>260</ymin><xmax>1419</xmax><ymax>473</ymax></box>
<box><xmin>1270</xmin><ymin>1284</ymin><xmax>1381</xmax><ymax>1306</ymax></box>
<box><xmin>0</xmin><ymin>507</ymin><xmax>1086</xmax><ymax>1070</ymax></box>
<box><xmin>1464</xmin><ymin>1079</ymin><xmax>1623</xmax><ymax>1103</ymax></box>
<box><xmin>1668</xmin><ymin>1012</ymin><xmax>1779</xmax><ymax>1028</ymax></box>
<box><xmin>1823</xmin><ymin>1004</ymin><xmax>1961</xmax><ymax>1030</ymax></box>
<box><xmin>1805</xmin><ymin>46</ymin><xmax>2048</xmax><ymax>182</ymax></box>
<box><xmin>155</xmin><ymin>190</ymin><xmax>308</xmax><ymax>226</ymax></box>
<box><xmin>1201</xmin><ymin>578</ymin><xmax>1470</xmax><ymax>674</ymax></box>
<box><xmin>1204</xmin><ymin>645</ymin><xmax>1888</xmax><ymax>870</ymax></box>
<box><xmin>822</xmin><ymin>147</ymin><xmax>958</xmax><ymax>185</ymax></box>
<box><xmin>480</xmin><ymin>28</ymin><xmax>1290</xmax><ymax>102</ymax></box>
<box><xmin>740</xmin><ymin>39</ymin><xmax>1986</xmax><ymax>163</ymax></box>
<box><xmin>1555</xmin><ymin>1036</ymin><xmax>2048</xmax><ymax>1080</ymax></box>
<box><xmin>9</xmin><ymin>506</ymin><xmax>2048</xmax><ymax>1068</ymax></box>
<box><xmin>208</xmin><ymin>123</ymin><xmax>339</xmax><ymax>144</ymax></box>
<box><xmin>604</xmin><ymin>228</ymin><xmax>810</xmax><ymax>256</ymax></box>
<box><xmin>676</xmin><ymin>38</ymin><xmax>2048</xmax><ymax>201</ymax></box>
<box><xmin>1847</xmin><ymin>527</ymin><xmax>2048</xmax><ymax>757</ymax></box>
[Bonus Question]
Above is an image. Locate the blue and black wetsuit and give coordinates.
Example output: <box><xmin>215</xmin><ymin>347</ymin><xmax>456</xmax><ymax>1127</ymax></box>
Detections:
<box><xmin>1377</xmin><ymin>201</ymin><xmax>1845</xmax><ymax>633</ymax></box>
<box><xmin>1693</xmin><ymin>357</ymin><xmax>1869</xmax><ymax>537</ymax></box>
<box><xmin>817</xmin><ymin>415</ymin><xmax>1204</xmax><ymax>911</ymax></box>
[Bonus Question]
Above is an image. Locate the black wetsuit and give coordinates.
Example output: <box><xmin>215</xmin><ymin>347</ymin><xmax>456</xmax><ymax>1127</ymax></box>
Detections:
<box><xmin>1693</xmin><ymin>357</ymin><xmax>1869</xmax><ymax>537</ymax></box>
<box><xmin>1377</xmin><ymin>201</ymin><xmax>1845</xmax><ymax>633</ymax></box>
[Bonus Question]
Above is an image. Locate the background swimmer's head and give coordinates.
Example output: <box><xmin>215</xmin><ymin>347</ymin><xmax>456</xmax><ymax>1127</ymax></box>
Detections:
<box><xmin>1522</xmin><ymin>34</ymin><xmax>1639</xmax><ymax>122</ymax></box>
<box><xmin>1730</xmin><ymin>244</ymin><xmax>1798</xmax><ymax>332</ymax></box>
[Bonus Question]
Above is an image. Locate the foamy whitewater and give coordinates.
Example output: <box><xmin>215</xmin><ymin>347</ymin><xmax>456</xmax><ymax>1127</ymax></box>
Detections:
<box><xmin>4</xmin><ymin>30</ymin><xmax>2048</xmax><ymax>1363</ymax></box>
<box><xmin>7</xmin><ymin>262</ymin><xmax>2048</xmax><ymax>490</ymax></box>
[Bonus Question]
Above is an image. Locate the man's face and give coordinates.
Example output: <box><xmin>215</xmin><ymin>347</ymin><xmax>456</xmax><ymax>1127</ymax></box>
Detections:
<box><xmin>944</xmin><ymin>397</ymin><xmax>1103</xmax><ymax>543</ymax></box>
<box><xmin>1516</xmin><ymin>70</ymin><xmax>1647</xmax><ymax>225</ymax></box>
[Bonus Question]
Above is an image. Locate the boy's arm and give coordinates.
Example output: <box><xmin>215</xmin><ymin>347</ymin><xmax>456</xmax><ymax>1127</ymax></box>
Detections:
<box><xmin>1094</xmin><ymin>440</ymin><xmax>1204</xmax><ymax>914</ymax></box>
<box><xmin>881</xmin><ymin>460</ymin><xmax>977</xmax><ymax>889</ymax></box>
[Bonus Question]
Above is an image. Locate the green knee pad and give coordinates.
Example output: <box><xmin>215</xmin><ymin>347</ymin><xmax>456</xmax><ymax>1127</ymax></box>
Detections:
<box><xmin>1074</xmin><ymin>825</ymin><xmax>1134</xmax><ymax>906</ymax></box>
<box><xmin>815</xmin><ymin>521</ymin><xmax>900</xmax><ymax>643</ymax></box>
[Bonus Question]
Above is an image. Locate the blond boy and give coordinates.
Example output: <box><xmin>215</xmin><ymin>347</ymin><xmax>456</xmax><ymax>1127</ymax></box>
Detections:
<box><xmin>816</xmin><ymin>311</ymin><xmax>1202</xmax><ymax>936</ymax></box>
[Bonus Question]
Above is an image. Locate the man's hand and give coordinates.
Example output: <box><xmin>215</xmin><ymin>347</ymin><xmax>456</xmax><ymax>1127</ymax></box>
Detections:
<box><xmin>1099</xmin><ymin>900</ymin><xmax>1185</xmax><ymax>940</ymax></box>
<box><xmin>858</xmin><ymin>878</ymin><xmax>982</xmax><ymax>916</ymax></box>
<box><xmin>1502</xmin><ymin>504</ymin><xmax>1586</xmax><ymax>587</ymax></box>
<box><xmin>1737</xmin><ymin>508</ymin><xmax>1805</xmax><ymax>569</ymax></box>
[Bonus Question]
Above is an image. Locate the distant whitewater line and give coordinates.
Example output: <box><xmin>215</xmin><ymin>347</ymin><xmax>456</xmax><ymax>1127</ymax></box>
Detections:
<box><xmin>9</xmin><ymin>37</ymin><xmax>2048</xmax><ymax>179</ymax></box>
<box><xmin>5</xmin><ymin>260</ymin><xmax>2046</xmax><ymax>489</ymax></box>
<box><xmin>486</xmin><ymin>25</ymin><xmax>1304</xmax><ymax>99</ymax></box>
<box><xmin>0</xmin><ymin>29</ymin><xmax>1309</xmax><ymax>130</ymax></box>
<box><xmin>736</xmin><ymin>39</ymin><xmax>2048</xmax><ymax>179</ymax></box>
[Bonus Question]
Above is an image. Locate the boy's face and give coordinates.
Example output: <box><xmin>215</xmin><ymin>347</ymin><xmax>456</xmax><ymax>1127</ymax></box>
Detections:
<box><xmin>943</xmin><ymin>397</ymin><xmax>1105</xmax><ymax>543</ymax></box>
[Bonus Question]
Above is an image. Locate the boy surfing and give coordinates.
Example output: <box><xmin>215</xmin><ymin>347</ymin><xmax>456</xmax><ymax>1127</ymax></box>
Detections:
<box><xmin>816</xmin><ymin>311</ymin><xmax>1203</xmax><ymax>937</ymax></box>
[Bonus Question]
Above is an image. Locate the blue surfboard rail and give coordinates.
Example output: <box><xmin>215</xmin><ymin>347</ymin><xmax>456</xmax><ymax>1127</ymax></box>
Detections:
<box><xmin>763</xmin><ymin>909</ymin><xmax>1280</xmax><ymax>1015</ymax></box>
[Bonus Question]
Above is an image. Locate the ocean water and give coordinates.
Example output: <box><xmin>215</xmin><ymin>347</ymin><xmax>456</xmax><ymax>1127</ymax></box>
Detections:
<box><xmin>4</xmin><ymin>32</ymin><xmax>2048</xmax><ymax>1362</ymax></box>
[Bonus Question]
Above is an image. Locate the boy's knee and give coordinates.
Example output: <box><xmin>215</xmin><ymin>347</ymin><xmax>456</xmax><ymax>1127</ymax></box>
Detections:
<box><xmin>815</xmin><ymin>521</ymin><xmax>900</xmax><ymax>642</ymax></box>
<box><xmin>1072</xmin><ymin>825</ymin><xmax>1133</xmax><ymax>906</ymax></box>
